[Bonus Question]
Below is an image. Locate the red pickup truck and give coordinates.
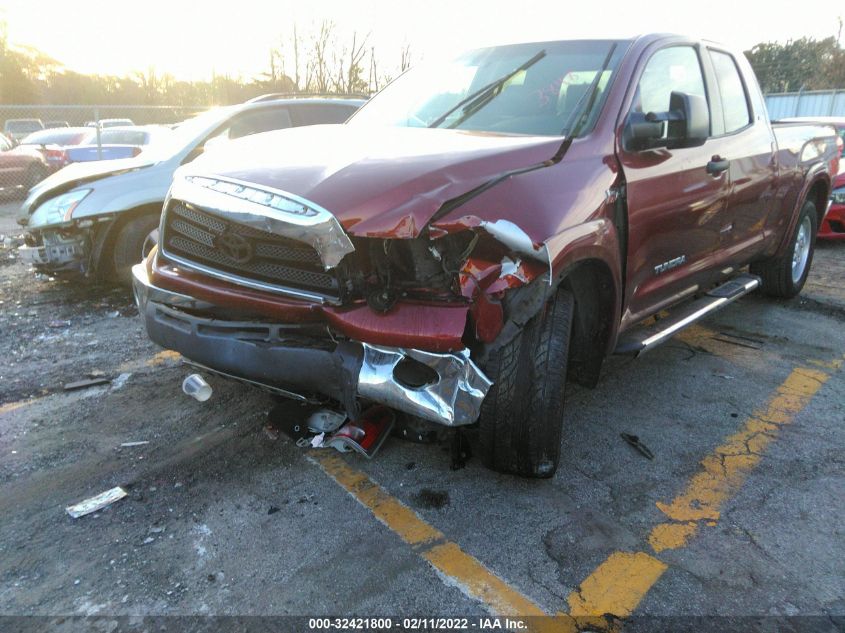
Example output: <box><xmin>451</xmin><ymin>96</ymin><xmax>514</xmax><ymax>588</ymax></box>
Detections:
<box><xmin>133</xmin><ymin>34</ymin><xmax>840</xmax><ymax>477</ymax></box>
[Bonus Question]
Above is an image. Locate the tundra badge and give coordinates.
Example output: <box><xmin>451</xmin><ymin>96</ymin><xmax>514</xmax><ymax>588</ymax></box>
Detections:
<box><xmin>654</xmin><ymin>255</ymin><xmax>686</xmax><ymax>275</ymax></box>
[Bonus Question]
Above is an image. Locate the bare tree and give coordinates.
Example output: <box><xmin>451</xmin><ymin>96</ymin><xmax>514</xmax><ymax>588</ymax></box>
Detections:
<box><xmin>400</xmin><ymin>43</ymin><xmax>412</xmax><ymax>72</ymax></box>
<box><xmin>343</xmin><ymin>32</ymin><xmax>369</xmax><ymax>94</ymax></box>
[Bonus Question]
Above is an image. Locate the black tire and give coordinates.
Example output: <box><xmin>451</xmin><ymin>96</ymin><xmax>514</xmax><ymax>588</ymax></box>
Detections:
<box><xmin>109</xmin><ymin>213</ymin><xmax>160</xmax><ymax>285</ymax></box>
<box><xmin>478</xmin><ymin>288</ymin><xmax>574</xmax><ymax>478</ymax></box>
<box><xmin>750</xmin><ymin>200</ymin><xmax>817</xmax><ymax>299</ymax></box>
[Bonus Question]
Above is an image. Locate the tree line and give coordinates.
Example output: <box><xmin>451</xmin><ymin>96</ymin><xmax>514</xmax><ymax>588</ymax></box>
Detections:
<box><xmin>0</xmin><ymin>20</ymin><xmax>410</xmax><ymax>106</ymax></box>
<box><xmin>2</xmin><ymin>19</ymin><xmax>844</xmax><ymax>106</ymax></box>
<box><xmin>744</xmin><ymin>31</ymin><xmax>845</xmax><ymax>93</ymax></box>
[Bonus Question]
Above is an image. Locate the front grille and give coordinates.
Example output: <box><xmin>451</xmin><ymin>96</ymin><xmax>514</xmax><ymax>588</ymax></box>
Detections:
<box><xmin>161</xmin><ymin>200</ymin><xmax>341</xmax><ymax>300</ymax></box>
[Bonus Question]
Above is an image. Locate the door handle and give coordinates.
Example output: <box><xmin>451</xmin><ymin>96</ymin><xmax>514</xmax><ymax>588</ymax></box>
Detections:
<box><xmin>706</xmin><ymin>156</ymin><xmax>730</xmax><ymax>175</ymax></box>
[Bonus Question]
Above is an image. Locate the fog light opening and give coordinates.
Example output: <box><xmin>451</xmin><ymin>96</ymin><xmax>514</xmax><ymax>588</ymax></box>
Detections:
<box><xmin>393</xmin><ymin>357</ymin><xmax>439</xmax><ymax>389</ymax></box>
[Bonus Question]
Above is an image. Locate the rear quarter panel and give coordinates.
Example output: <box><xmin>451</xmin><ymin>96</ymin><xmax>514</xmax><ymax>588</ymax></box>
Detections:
<box><xmin>768</xmin><ymin>122</ymin><xmax>838</xmax><ymax>255</ymax></box>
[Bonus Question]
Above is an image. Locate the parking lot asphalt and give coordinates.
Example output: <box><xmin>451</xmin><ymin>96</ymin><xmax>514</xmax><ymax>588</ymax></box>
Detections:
<box><xmin>0</xmin><ymin>199</ymin><xmax>843</xmax><ymax>628</ymax></box>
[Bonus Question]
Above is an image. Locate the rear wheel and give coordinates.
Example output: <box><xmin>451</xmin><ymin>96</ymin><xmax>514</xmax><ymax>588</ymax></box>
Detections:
<box><xmin>750</xmin><ymin>200</ymin><xmax>817</xmax><ymax>299</ymax></box>
<box><xmin>109</xmin><ymin>213</ymin><xmax>160</xmax><ymax>285</ymax></box>
<box><xmin>478</xmin><ymin>288</ymin><xmax>574</xmax><ymax>478</ymax></box>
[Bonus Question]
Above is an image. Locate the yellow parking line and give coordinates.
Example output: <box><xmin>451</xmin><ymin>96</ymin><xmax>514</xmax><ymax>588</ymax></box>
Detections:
<box><xmin>566</xmin><ymin>356</ymin><xmax>843</xmax><ymax>619</ymax></box>
<box><xmin>311</xmin><ymin>453</ymin><xmax>582</xmax><ymax>629</ymax></box>
<box><xmin>649</xmin><ymin>363</ymin><xmax>839</xmax><ymax>551</ymax></box>
<box><xmin>567</xmin><ymin>552</ymin><xmax>667</xmax><ymax>617</ymax></box>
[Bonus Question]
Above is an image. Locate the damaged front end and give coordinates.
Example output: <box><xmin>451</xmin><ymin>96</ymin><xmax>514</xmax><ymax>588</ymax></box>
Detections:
<box><xmin>137</xmin><ymin>173</ymin><xmax>552</xmax><ymax>426</ymax></box>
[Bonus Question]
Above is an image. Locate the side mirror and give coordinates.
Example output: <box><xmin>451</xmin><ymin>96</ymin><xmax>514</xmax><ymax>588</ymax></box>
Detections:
<box><xmin>626</xmin><ymin>91</ymin><xmax>709</xmax><ymax>151</ymax></box>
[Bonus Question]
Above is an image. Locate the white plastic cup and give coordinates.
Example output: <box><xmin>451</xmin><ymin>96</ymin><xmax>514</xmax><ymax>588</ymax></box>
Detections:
<box><xmin>182</xmin><ymin>374</ymin><xmax>212</xmax><ymax>402</ymax></box>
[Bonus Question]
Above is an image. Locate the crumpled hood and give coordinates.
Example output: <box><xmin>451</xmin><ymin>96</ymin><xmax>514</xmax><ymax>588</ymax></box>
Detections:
<box><xmin>182</xmin><ymin>125</ymin><xmax>565</xmax><ymax>238</ymax></box>
<box><xmin>25</xmin><ymin>155</ymin><xmax>156</xmax><ymax>211</ymax></box>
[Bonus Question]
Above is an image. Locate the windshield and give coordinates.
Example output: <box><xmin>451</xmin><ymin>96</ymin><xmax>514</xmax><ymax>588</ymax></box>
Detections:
<box><xmin>135</xmin><ymin>107</ymin><xmax>232</xmax><ymax>162</ymax></box>
<box><xmin>349</xmin><ymin>40</ymin><xmax>627</xmax><ymax>137</ymax></box>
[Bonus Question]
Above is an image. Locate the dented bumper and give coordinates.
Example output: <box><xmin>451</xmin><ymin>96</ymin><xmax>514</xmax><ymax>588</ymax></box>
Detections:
<box><xmin>18</xmin><ymin>233</ymin><xmax>87</xmax><ymax>272</ymax></box>
<box><xmin>132</xmin><ymin>264</ymin><xmax>491</xmax><ymax>426</ymax></box>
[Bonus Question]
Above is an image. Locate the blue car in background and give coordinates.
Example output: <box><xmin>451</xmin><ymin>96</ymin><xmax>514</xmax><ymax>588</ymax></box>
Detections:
<box><xmin>63</xmin><ymin>126</ymin><xmax>173</xmax><ymax>164</ymax></box>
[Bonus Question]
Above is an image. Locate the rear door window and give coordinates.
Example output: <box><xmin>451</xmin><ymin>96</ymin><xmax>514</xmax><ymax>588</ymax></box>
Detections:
<box><xmin>289</xmin><ymin>104</ymin><xmax>357</xmax><ymax>126</ymax></box>
<box><xmin>709</xmin><ymin>50</ymin><xmax>751</xmax><ymax>134</ymax></box>
<box><xmin>226</xmin><ymin>107</ymin><xmax>293</xmax><ymax>139</ymax></box>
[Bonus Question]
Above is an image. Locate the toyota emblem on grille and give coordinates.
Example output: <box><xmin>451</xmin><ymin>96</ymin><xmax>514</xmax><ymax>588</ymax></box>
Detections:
<box><xmin>215</xmin><ymin>231</ymin><xmax>253</xmax><ymax>264</ymax></box>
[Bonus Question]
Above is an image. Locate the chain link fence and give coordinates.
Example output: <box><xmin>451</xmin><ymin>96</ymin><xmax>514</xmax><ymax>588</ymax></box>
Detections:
<box><xmin>0</xmin><ymin>105</ymin><xmax>205</xmax><ymax>197</ymax></box>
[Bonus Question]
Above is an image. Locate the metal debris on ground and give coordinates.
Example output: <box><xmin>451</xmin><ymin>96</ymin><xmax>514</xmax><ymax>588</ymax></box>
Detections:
<box><xmin>64</xmin><ymin>377</ymin><xmax>111</xmax><ymax>391</ymax></box>
<box><xmin>66</xmin><ymin>486</ymin><xmax>128</xmax><ymax>518</ymax></box>
<box><xmin>712</xmin><ymin>331</ymin><xmax>765</xmax><ymax>350</ymax></box>
<box><xmin>620</xmin><ymin>432</ymin><xmax>655</xmax><ymax>460</ymax></box>
<box><xmin>119</xmin><ymin>441</ymin><xmax>149</xmax><ymax>448</ymax></box>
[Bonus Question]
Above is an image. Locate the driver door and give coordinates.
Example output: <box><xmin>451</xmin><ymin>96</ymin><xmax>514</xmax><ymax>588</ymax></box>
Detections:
<box><xmin>618</xmin><ymin>44</ymin><xmax>733</xmax><ymax>328</ymax></box>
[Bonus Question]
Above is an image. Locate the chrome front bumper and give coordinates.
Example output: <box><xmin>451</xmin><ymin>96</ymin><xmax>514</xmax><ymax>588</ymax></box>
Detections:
<box><xmin>132</xmin><ymin>264</ymin><xmax>492</xmax><ymax>426</ymax></box>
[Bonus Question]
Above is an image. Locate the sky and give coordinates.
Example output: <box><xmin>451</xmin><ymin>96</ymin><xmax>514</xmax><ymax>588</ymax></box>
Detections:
<box><xmin>1</xmin><ymin>0</ymin><xmax>842</xmax><ymax>81</ymax></box>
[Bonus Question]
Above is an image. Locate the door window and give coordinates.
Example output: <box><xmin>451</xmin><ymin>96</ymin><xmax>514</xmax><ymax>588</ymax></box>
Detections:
<box><xmin>224</xmin><ymin>106</ymin><xmax>293</xmax><ymax>140</ymax></box>
<box><xmin>635</xmin><ymin>46</ymin><xmax>707</xmax><ymax>116</ymax></box>
<box><xmin>709</xmin><ymin>51</ymin><xmax>751</xmax><ymax>134</ymax></box>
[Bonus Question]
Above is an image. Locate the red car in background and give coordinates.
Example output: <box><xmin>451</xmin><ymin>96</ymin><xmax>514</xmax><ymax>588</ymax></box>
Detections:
<box><xmin>17</xmin><ymin>127</ymin><xmax>92</xmax><ymax>171</ymax></box>
<box><xmin>0</xmin><ymin>132</ymin><xmax>51</xmax><ymax>195</ymax></box>
<box><xmin>825</xmin><ymin>170</ymin><xmax>845</xmax><ymax>240</ymax></box>
<box><xmin>779</xmin><ymin>117</ymin><xmax>845</xmax><ymax>239</ymax></box>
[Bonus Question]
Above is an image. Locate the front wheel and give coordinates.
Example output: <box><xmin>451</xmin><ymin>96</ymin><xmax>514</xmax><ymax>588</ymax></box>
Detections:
<box><xmin>750</xmin><ymin>200</ymin><xmax>817</xmax><ymax>299</ymax></box>
<box><xmin>478</xmin><ymin>288</ymin><xmax>574</xmax><ymax>478</ymax></box>
<box><xmin>109</xmin><ymin>214</ymin><xmax>160</xmax><ymax>285</ymax></box>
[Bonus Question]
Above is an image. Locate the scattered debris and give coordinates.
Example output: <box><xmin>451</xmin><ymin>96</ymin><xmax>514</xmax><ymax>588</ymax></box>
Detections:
<box><xmin>620</xmin><ymin>433</ymin><xmax>655</xmax><ymax>460</ymax></box>
<box><xmin>715</xmin><ymin>373</ymin><xmax>734</xmax><ymax>380</ymax></box>
<box><xmin>323</xmin><ymin>406</ymin><xmax>395</xmax><ymax>458</ymax></box>
<box><xmin>66</xmin><ymin>486</ymin><xmax>128</xmax><ymax>518</ymax></box>
<box><xmin>64</xmin><ymin>377</ymin><xmax>111</xmax><ymax>391</ymax></box>
<box><xmin>120</xmin><ymin>441</ymin><xmax>149</xmax><ymax>448</ymax></box>
<box><xmin>713</xmin><ymin>331</ymin><xmax>764</xmax><ymax>350</ymax></box>
<box><xmin>267</xmin><ymin>506</ymin><xmax>280</xmax><ymax>515</ymax></box>
<box><xmin>450</xmin><ymin>430</ymin><xmax>472</xmax><ymax>470</ymax></box>
<box><xmin>105</xmin><ymin>311</ymin><xmax>120</xmax><ymax>318</ymax></box>
<box><xmin>263</xmin><ymin>423</ymin><xmax>280</xmax><ymax>441</ymax></box>
<box><xmin>306</xmin><ymin>408</ymin><xmax>346</xmax><ymax>433</ymax></box>
<box><xmin>413</xmin><ymin>488</ymin><xmax>450</xmax><ymax>510</ymax></box>
<box><xmin>111</xmin><ymin>373</ymin><xmax>132</xmax><ymax>390</ymax></box>
<box><xmin>142</xmin><ymin>537</ymin><xmax>155</xmax><ymax>545</ymax></box>
<box><xmin>310</xmin><ymin>432</ymin><xmax>326</xmax><ymax>448</ymax></box>
<box><xmin>393</xmin><ymin>415</ymin><xmax>440</xmax><ymax>444</ymax></box>
<box><xmin>266</xmin><ymin>400</ymin><xmax>310</xmax><ymax>442</ymax></box>
<box><xmin>182</xmin><ymin>374</ymin><xmax>212</xmax><ymax>402</ymax></box>
<box><xmin>48</xmin><ymin>320</ymin><xmax>71</xmax><ymax>328</ymax></box>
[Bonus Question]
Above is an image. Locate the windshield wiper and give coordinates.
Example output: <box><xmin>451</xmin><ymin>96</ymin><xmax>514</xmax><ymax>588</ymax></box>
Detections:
<box><xmin>427</xmin><ymin>50</ymin><xmax>547</xmax><ymax>129</ymax></box>
<box><xmin>560</xmin><ymin>43</ymin><xmax>617</xmax><ymax>138</ymax></box>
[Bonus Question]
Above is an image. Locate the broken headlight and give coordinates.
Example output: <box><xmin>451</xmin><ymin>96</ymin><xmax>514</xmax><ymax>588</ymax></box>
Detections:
<box><xmin>29</xmin><ymin>189</ymin><xmax>91</xmax><ymax>228</ymax></box>
<box><xmin>831</xmin><ymin>186</ymin><xmax>845</xmax><ymax>205</ymax></box>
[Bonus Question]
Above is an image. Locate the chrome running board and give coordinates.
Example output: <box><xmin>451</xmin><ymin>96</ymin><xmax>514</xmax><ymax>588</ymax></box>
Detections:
<box><xmin>614</xmin><ymin>273</ymin><xmax>761</xmax><ymax>356</ymax></box>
